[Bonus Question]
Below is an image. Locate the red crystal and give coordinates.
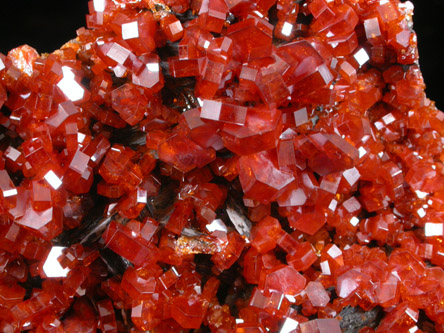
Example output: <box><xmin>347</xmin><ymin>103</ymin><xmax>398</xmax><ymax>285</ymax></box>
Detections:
<box><xmin>97</xmin><ymin>299</ymin><xmax>118</xmax><ymax>333</ymax></box>
<box><xmin>171</xmin><ymin>294</ymin><xmax>207</xmax><ymax>329</ymax></box>
<box><xmin>238</xmin><ymin>150</ymin><xmax>294</xmax><ymax>204</ymax></box>
<box><xmin>158</xmin><ymin>133</ymin><xmax>216</xmax><ymax>173</ymax></box>
<box><xmin>102</xmin><ymin>220</ymin><xmax>158</xmax><ymax>267</ymax></box>
<box><xmin>1</xmin><ymin>0</ymin><xmax>443</xmax><ymax>331</ymax></box>
<box><xmin>300</xmin><ymin>318</ymin><xmax>341</xmax><ymax>333</ymax></box>
<box><xmin>259</xmin><ymin>264</ymin><xmax>306</xmax><ymax>296</ymax></box>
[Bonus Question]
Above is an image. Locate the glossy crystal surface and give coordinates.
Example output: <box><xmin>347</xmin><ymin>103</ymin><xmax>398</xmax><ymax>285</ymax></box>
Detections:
<box><xmin>0</xmin><ymin>0</ymin><xmax>443</xmax><ymax>331</ymax></box>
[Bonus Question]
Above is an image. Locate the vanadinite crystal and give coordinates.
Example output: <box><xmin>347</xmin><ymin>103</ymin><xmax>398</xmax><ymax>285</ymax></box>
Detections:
<box><xmin>1</xmin><ymin>0</ymin><xmax>444</xmax><ymax>331</ymax></box>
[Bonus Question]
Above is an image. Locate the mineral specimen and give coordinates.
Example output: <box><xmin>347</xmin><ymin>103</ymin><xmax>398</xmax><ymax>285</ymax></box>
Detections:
<box><xmin>0</xmin><ymin>0</ymin><xmax>444</xmax><ymax>332</ymax></box>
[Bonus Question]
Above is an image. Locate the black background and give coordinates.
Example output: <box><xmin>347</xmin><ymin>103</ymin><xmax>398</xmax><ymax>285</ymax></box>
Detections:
<box><xmin>0</xmin><ymin>0</ymin><xmax>443</xmax><ymax>109</ymax></box>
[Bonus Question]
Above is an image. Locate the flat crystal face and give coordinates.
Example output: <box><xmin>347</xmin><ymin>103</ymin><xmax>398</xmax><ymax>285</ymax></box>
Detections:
<box><xmin>41</xmin><ymin>246</ymin><xmax>70</xmax><ymax>278</ymax></box>
<box><xmin>1</xmin><ymin>0</ymin><xmax>444</xmax><ymax>332</ymax></box>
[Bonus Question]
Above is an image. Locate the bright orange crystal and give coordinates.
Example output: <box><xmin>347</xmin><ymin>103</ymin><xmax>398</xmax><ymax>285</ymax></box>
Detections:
<box><xmin>1</xmin><ymin>0</ymin><xmax>444</xmax><ymax>332</ymax></box>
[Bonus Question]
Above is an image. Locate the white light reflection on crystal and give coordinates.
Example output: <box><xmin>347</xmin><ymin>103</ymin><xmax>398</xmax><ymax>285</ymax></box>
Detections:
<box><xmin>364</xmin><ymin>17</ymin><xmax>381</xmax><ymax>40</ymax></box>
<box><xmin>253</xmin><ymin>10</ymin><xmax>264</xmax><ymax>18</ymax></box>
<box><xmin>294</xmin><ymin>107</ymin><xmax>309</xmax><ymax>126</ymax></box>
<box><xmin>382</xmin><ymin>113</ymin><xmax>396</xmax><ymax>125</ymax></box>
<box><xmin>281</xmin><ymin>22</ymin><xmax>293</xmax><ymax>37</ymax></box>
<box><xmin>113</xmin><ymin>65</ymin><xmax>127</xmax><ymax>78</ymax></box>
<box><xmin>415</xmin><ymin>190</ymin><xmax>428</xmax><ymax>199</ymax></box>
<box><xmin>171</xmin><ymin>266</ymin><xmax>179</xmax><ymax>276</ymax></box>
<box><xmin>406</xmin><ymin>307</ymin><xmax>418</xmax><ymax>322</ymax></box>
<box><xmin>3</xmin><ymin>188</ymin><xmax>18</xmax><ymax>197</ymax></box>
<box><xmin>9</xmin><ymin>114</ymin><xmax>20</xmax><ymax>122</ymax></box>
<box><xmin>354</xmin><ymin>48</ymin><xmax>370</xmax><ymax>66</ymax></box>
<box><xmin>78</xmin><ymin>132</ymin><xmax>86</xmax><ymax>144</ymax></box>
<box><xmin>42</xmin><ymin>246</ymin><xmax>70</xmax><ymax>278</ymax></box>
<box><xmin>280</xmin><ymin>317</ymin><xmax>299</xmax><ymax>333</ymax></box>
<box><xmin>206</xmin><ymin>219</ymin><xmax>228</xmax><ymax>233</ymax></box>
<box><xmin>284</xmin><ymin>295</ymin><xmax>296</xmax><ymax>303</ymax></box>
<box><xmin>6</xmin><ymin>147</ymin><xmax>21</xmax><ymax>161</ymax></box>
<box><xmin>107</xmin><ymin>43</ymin><xmax>131</xmax><ymax>65</ymax></box>
<box><xmin>350</xmin><ymin>216</ymin><xmax>360</xmax><ymax>227</ymax></box>
<box><xmin>93</xmin><ymin>0</ymin><xmax>106</xmax><ymax>12</ymax></box>
<box><xmin>137</xmin><ymin>189</ymin><xmax>147</xmax><ymax>203</ymax></box>
<box><xmin>201</xmin><ymin>100</ymin><xmax>222</xmax><ymax>121</ymax></box>
<box><xmin>328</xmin><ymin>199</ymin><xmax>338</xmax><ymax>212</ymax></box>
<box><xmin>417</xmin><ymin>208</ymin><xmax>426</xmax><ymax>218</ymax></box>
<box><xmin>343</xmin><ymin>167</ymin><xmax>361</xmax><ymax>186</ymax></box>
<box><xmin>425</xmin><ymin>223</ymin><xmax>443</xmax><ymax>237</ymax></box>
<box><xmin>122</xmin><ymin>21</ymin><xmax>139</xmax><ymax>40</ymax></box>
<box><xmin>147</xmin><ymin>62</ymin><xmax>160</xmax><ymax>72</ymax></box>
<box><xmin>327</xmin><ymin>244</ymin><xmax>342</xmax><ymax>259</ymax></box>
<box><xmin>57</xmin><ymin>66</ymin><xmax>85</xmax><ymax>102</ymax></box>
<box><xmin>320</xmin><ymin>261</ymin><xmax>331</xmax><ymax>275</ymax></box>
<box><xmin>44</xmin><ymin>170</ymin><xmax>63</xmax><ymax>190</ymax></box>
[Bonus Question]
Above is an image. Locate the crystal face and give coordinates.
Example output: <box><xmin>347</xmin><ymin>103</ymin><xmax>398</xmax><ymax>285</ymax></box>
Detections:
<box><xmin>1</xmin><ymin>0</ymin><xmax>444</xmax><ymax>332</ymax></box>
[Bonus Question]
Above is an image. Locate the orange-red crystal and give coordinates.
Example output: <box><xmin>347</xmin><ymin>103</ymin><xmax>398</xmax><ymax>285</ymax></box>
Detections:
<box><xmin>0</xmin><ymin>0</ymin><xmax>443</xmax><ymax>332</ymax></box>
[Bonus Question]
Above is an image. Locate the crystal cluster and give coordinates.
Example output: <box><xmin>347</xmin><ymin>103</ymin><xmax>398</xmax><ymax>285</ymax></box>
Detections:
<box><xmin>1</xmin><ymin>0</ymin><xmax>443</xmax><ymax>331</ymax></box>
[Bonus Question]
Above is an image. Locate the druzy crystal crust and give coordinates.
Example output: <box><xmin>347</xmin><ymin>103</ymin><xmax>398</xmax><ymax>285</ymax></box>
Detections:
<box><xmin>1</xmin><ymin>0</ymin><xmax>444</xmax><ymax>332</ymax></box>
